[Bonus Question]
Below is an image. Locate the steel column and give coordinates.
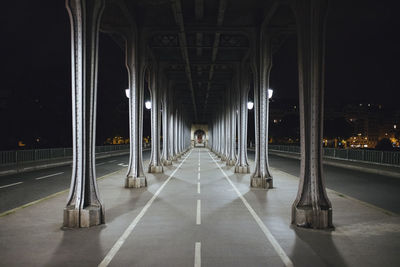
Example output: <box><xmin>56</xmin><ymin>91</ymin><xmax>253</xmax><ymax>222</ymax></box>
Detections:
<box><xmin>64</xmin><ymin>0</ymin><xmax>105</xmax><ymax>228</ymax></box>
<box><xmin>251</xmin><ymin>30</ymin><xmax>273</xmax><ymax>189</ymax></box>
<box><xmin>235</xmin><ymin>65</ymin><xmax>250</xmax><ymax>173</ymax></box>
<box><xmin>120</xmin><ymin>28</ymin><xmax>147</xmax><ymax>189</ymax></box>
<box><xmin>148</xmin><ymin>66</ymin><xmax>163</xmax><ymax>173</ymax></box>
<box><xmin>291</xmin><ymin>0</ymin><xmax>333</xmax><ymax>229</ymax></box>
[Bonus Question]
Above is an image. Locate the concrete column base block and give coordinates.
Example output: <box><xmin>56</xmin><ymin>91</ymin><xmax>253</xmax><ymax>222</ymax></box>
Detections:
<box><xmin>220</xmin><ymin>156</ymin><xmax>227</xmax><ymax>161</ymax></box>
<box><xmin>149</xmin><ymin>165</ymin><xmax>163</xmax><ymax>173</ymax></box>
<box><xmin>163</xmin><ymin>160</ymin><xmax>173</xmax><ymax>166</ymax></box>
<box><xmin>250</xmin><ymin>177</ymin><xmax>273</xmax><ymax>189</ymax></box>
<box><xmin>292</xmin><ymin>206</ymin><xmax>333</xmax><ymax>229</ymax></box>
<box><xmin>226</xmin><ymin>159</ymin><xmax>236</xmax><ymax>166</ymax></box>
<box><xmin>235</xmin><ymin>165</ymin><xmax>250</xmax><ymax>173</ymax></box>
<box><xmin>63</xmin><ymin>205</ymin><xmax>104</xmax><ymax>228</ymax></box>
<box><xmin>125</xmin><ymin>177</ymin><xmax>147</xmax><ymax>188</ymax></box>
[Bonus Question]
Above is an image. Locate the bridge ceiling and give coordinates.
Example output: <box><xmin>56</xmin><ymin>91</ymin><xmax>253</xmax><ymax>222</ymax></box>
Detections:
<box><xmin>102</xmin><ymin>0</ymin><xmax>295</xmax><ymax>123</ymax></box>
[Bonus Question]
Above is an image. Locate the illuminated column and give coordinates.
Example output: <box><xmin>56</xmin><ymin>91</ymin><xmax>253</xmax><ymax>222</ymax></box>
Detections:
<box><xmin>251</xmin><ymin>31</ymin><xmax>273</xmax><ymax>189</ymax></box>
<box><xmin>174</xmin><ymin>108</ymin><xmax>180</xmax><ymax>159</ymax></box>
<box><xmin>64</xmin><ymin>0</ymin><xmax>105</xmax><ymax>228</ymax></box>
<box><xmin>227</xmin><ymin>85</ymin><xmax>237</xmax><ymax>166</ymax></box>
<box><xmin>124</xmin><ymin>30</ymin><xmax>146</xmax><ymax>188</ymax></box>
<box><xmin>235</xmin><ymin>65</ymin><xmax>250</xmax><ymax>173</ymax></box>
<box><xmin>148</xmin><ymin>67</ymin><xmax>163</xmax><ymax>173</ymax></box>
<box><xmin>291</xmin><ymin>0</ymin><xmax>332</xmax><ymax>229</ymax></box>
<box><xmin>161</xmin><ymin>82</ymin><xmax>172</xmax><ymax>166</ymax></box>
<box><xmin>224</xmin><ymin>88</ymin><xmax>231</xmax><ymax>161</ymax></box>
<box><xmin>168</xmin><ymin>88</ymin><xmax>175</xmax><ymax>161</ymax></box>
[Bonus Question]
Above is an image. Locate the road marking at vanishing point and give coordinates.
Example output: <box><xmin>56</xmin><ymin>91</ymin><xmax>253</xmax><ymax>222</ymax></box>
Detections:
<box><xmin>208</xmin><ymin>151</ymin><xmax>294</xmax><ymax>267</ymax></box>
<box><xmin>0</xmin><ymin>182</ymin><xmax>23</xmax><ymax>189</ymax></box>
<box><xmin>194</xmin><ymin>242</ymin><xmax>201</xmax><ymax>267</ymax></box>
<box><xmin>98</xmin><ymin>150</ymin><xmax>193</xmax><ymax>267</ymax></box>
<box><xmin>35</xmin><ymin>172</ymin><xmax>64</xmax><ymax>180</ymax></box>
<box><xmin>197</xmin><ymin>182</ymin><xmax>201</xmax><ymax>194</ymax></box>
<box><xmin>198</xmin><ymin>173</ymin><xmax>200</xmax><ymax>180</ymax></box>
<box><xmin>196</xmin><ymin>199</ymin><xmax>201</xmax><ymax>225</ymax></box>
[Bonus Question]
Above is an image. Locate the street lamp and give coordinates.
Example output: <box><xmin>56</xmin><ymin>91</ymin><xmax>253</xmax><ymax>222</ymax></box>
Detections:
<box><xmin>145</xmin><ymin>100</ymin><xmax>152</xmax><ymax>110</ymax></box>
<box><xmin>247</xmin><ymin>101</ymin><xmax>254</xmax><ymax>110</ymax></box>
<box><xmin>125</xmin><ymin>89</ymin><xmax>130</xmax><ymax>99</ymax></box>
<box><xmin>268</xmin><ymin>89</ymin><xmax>273</xmax><ymax>99</ymax></box>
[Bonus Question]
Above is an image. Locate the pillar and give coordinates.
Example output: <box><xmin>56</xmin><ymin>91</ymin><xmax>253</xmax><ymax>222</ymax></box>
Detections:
<box><xmin>291</xmin><ymin>0</ymin><xmax>333</xmax><ymax>229</ymax></box>
<box><xmin>227</xmin><ymin>84</ymin><xmax>237</xmax><ymax>166</ymax></box>
<box><xmin>251</xmin><ymin>30</ymin><xmax>273</xmax><ymax>189</ymax></box>
<box><xmin>123</xmin><ymin>29</ymin><xmax>147</xmax><ymax>188</ymax></box>
<box><xmin>235</xmin><ymin>65</ymin><xmax>250</xmax><ymax>173</ymax></box>
<box><xmin>168</xmin><ymin>87</ymin><xmax>176</xmax><ymax>161</ymax></box>
<box><xmin>64</xmin><ymin>0</ymin><xmax>105</xmax><ymax>228</ymax></box>
<box><xmin>148</xmin><ymin>66</ymin><xmax>163</xmax><ymax>173</ymax></box>
<box><xmin>161</xmin><ymin>81</ymin><xmax>172</xmax><ymax>166</ymax></box>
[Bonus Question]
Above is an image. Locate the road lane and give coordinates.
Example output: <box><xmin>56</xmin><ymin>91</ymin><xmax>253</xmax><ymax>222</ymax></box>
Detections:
<box><xmin>0</xmin><ymin>151</ymin><xmax>151</xmax><ymax>214</ymax></box>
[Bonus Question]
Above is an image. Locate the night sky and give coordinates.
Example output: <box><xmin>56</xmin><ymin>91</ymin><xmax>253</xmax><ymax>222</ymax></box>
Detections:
<box><xmin>0</xmin><ymin>0</ymin><xmax>399</xmax><ymax>150</ymax></box>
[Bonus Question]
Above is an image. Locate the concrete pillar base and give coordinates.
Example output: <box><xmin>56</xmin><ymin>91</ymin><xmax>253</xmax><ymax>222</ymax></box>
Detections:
<box><xmin>235</xmin><ymin>165</ymin><xmax>250</xmax><ymax>173</ymax></box>
<box><xmin>250</xmin><ymin>177</ymin><xmax>273</xmax><ymax>189</ymax></box>
<box><xmin>220</xmin><ymin>156</ymin><xmax>227</xmax><ymax>161</ymax></box>
<box><xmin>63</xmin><ymin>205</ymin><xmax>104</xmax><ymax>228</ymax></box>
<box><xmin>226</xmin><ymin>159</ymin><xmax>236</xmax><ymax>166</ymax></box>
<box><xmin>163</xmin><ymin>160</ymin><xmax>173</xmax><ymax>166</ymax></box>
<box><xmin>149</xmin><ymin>165</ymin><xmax>163</xmax><ymax>173</ymax></box>
<box><xmin>292</xmin><ymin>206</ymin><xmax>333</xmax><ymax>229</ymax></box>
<box><xmin>125</xmin><ymin>176</ymin><xmax>147</xmax><ymax>188</ymax></box>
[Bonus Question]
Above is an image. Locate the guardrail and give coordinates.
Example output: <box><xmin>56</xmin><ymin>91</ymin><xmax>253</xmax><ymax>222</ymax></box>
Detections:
<box><xmin>269</xmin><ymin>145</ymin><xmax>400</xmax><ymax>167</ymax></box>
<box><xmin>0</xmin><ymin>145</ymin><xmax>130</xmax><ymax>167</ymax></box>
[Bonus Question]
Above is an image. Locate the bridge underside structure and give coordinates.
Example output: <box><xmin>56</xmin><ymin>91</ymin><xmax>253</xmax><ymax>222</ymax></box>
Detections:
<box><xmin>64</xmin><ymin>0</ymin><xmax>332</xmax><ymax>230</ymax></box>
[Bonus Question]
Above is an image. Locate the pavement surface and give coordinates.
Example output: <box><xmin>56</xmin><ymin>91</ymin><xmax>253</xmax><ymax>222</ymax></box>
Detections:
<box><xmin>0</xmin><ymin>148</ymin><xmax>399</xmax><ymax>267</ymax></box>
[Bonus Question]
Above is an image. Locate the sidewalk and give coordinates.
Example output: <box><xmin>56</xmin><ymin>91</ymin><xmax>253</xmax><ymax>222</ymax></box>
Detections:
<box><xmin>0</xmin><ymin>148</ymin><xmax>399</xmax><ymax>266</ymax></box>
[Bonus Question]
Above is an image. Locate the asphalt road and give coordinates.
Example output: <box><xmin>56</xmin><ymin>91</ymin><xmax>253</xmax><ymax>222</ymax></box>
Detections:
<box><xmin>249</xmin><ymin>151</ymin><xmax>400</xmax><ymax>214</ymax></box>
<box><xmin>1</xmin><ymin>149</ymin><xmax>399</xmax><ymax>215</ymax></box>
<box><xmin>0</xmin><ymin>151</ymin><xmax>150</xmax><ymax>214</ymax></box>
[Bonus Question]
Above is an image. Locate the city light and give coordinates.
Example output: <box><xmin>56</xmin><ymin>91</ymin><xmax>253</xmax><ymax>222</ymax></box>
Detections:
<box><xmin>145</xmin><ymin>101</ymin><xmax>152</xmax><ymax>110</ymax></box>
<box><xmin>247</xmin><ymin>101</ymin><xmax>254</xmax><ymax>110</ymax></box>
<box><xmin>125</xmin><ymin>89</ymin><xmax>130</xmax><ymax>99</ymax></box>
<box><xmin>268</xmin><ymin>89</ymin><xmax>273</xmax><ymax>99</ymax></box>
<box><xmin>395</xmin><ymin>125</ymin><xmax>397</xmax><ymax>129</ymax></box>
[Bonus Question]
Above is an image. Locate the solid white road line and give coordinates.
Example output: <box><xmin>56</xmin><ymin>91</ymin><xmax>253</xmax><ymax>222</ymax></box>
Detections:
<box><xmin>197</xmin><ymin>182</ymin><xmax>201</xmax><ymax>194</ymax></box>
<box><xmin>198</xmin><ymin>173</ymin><xmax>200</xmax><ymax>180</ymax></box>
<box><xmin>194</xmin><ymin>242</ymin><xmax>201</xmax><ymax>267</ymax></box>
<box><xmin>196</xmin><ymin>199</ymin><xmax>201</xmax><ymax>225</ymax></box>
<box><xmin>35</xmin><ymin>172</ymin><xmax>64</xmax><ymax>180</ymax></box>
<box><xmin>0</xmin><ymin>182</ymin><xmax>23</xmax><ymax>189</ymax></box>
<box><xmin>108</xmin><ymin>160</ymin><xmax>117</xmax><ymax>163</ymax></box>
<box><xmin>96</xmin><ymin>162</ymin><xmax>105</xmax><ymax>166</ymax></box>
<box><xmin>198</xmin><ymin>166</ymin><xmax>200</xmax><ymax>172</ymax></box>
<box><xmin>208</xmin><ymin>151</ymin><xmax>294</xmax><ymax>267</ymax></box>
<box><xmin>98</xmin><ymin>149</ymin><xmax>193</xmax><ymax>267</ymax></box>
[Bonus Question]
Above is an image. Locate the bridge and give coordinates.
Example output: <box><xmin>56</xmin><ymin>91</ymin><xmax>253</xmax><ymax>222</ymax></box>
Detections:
<box><xmin>1</xmin><ymin>0</ymin><xmax>399</xmax><ymax>266</ymax></box>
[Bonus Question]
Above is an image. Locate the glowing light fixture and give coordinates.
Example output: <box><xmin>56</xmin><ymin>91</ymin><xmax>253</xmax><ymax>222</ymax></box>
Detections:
<box><xmin>247</xmin><ymin>101</ymin><xmax>254</xmax><ymax>110</ymax></box>
<box><xmin>145</xmin><ymin>101</ymin><xmax>152</xmax><ymax>110</ymax></box>
<box><xmin>125</xmin><ymin>89</ymin><xmax>130</xmax><ymax>99</ymax></box>
<box><xmin>268</xmin><ymin>89</ymin><xmax>273</xmax><ymax>99</ymax></box>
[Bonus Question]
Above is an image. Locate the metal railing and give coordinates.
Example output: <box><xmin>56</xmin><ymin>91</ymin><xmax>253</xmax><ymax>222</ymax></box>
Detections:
<box><xmin>269</xmin><ymin>145</ymin><xmax>400</xmax><ymax>167</ymax></box>
<box><xmin>0</xmin><ymin>145</ymin><xmax>129</xmax><ymax>167</ymax></box>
